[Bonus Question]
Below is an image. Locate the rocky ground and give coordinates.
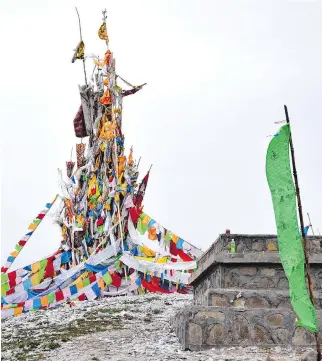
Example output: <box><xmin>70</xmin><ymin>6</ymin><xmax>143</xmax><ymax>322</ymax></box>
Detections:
<box><xmin>1</xmin><ymin>294</ymin><xmax>316</xmax><ymax>361</ymax></box>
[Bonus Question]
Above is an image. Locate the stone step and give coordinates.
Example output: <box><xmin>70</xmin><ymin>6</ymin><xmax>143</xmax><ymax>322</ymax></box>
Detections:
<box><xmin>172</xmin><ymin>305</ymin><xmax>322</xmax><ymax>351</ymax></box>
<box><xmin>205</xmin><ymin>288</ymin><xmax>322</xmax><ymax>310</ymax></box>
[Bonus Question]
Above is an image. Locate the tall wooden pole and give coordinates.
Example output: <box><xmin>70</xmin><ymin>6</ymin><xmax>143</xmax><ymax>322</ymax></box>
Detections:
<box><xmin>284</xmin><ymin>105</ymin><xmax>321</xmax><ymax>361</ymax></box>
<box><xmin>75</xmin><ymin>7</ymin><xmax>88</xmax><ymax>86</ymax></box>
<box><xmin>307</xmin><ymin>213</ymin><xmax>315</xmax><ymax>235</ymax></box>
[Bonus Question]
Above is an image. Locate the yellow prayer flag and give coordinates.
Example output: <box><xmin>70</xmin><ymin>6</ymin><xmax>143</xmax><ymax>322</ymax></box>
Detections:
<box><xmin>156</xmin><ymin>257</ymin><xmax>168</xmax><ymax>264</ymax></box>
<box><xmin>28</xmin><ymin>223</ymin><xmax>37</xmax><ymax>231</ymax></box>
<box><xmin>142</xmin><ymin>215</ymin><xmax>151</xmax><ymax>226</ymax></box>
<box><xmin>31</xmin><ymin>273</ymin><xmax>39</xmax><ymax>287</ymax></box>
<box><xmin>75</xmin><ymin>279</ymin><xmax>83</xmax><ymax>290</ymax></box>
<box><xmin>14</xmin><ymin>307</ymin><xmax>23</xmax><ymax>316</ymax></box>
<box><xmin>41</xmin><ymin>295</ymin><xmax>49</xmax><ymax>308</ymax></box>
<box><xmin>98</xmin><ymin>278</ymin><xmax>105</xmax><ymax>290</ymax></box>
<box><xmin>10</xmin><ymin>251</ymin><xmax>18</xmax><ymax>258</ymax></box>
<box><xmin>31</xmin><ymin>262</ymin><xmax>40</xmax><ymax>273</ymax></box>
<box><xmin>172</xmin><ymin>234</ymin><xmax>179</xmax><ymax>243</ymax></box>
<box><xmin>142</xmin><ymin>246</ymin><xmax>156</xmax><ymax>257</ymax></box>
<box><xmin>76</xmin><ymin>40</ymin><xmax>85</xmax><ymax>59</ymax></box>
<box><xmin>98</xmin><ymin>22</ymin><xmax>109</xmax><ymax>42</ymax></box>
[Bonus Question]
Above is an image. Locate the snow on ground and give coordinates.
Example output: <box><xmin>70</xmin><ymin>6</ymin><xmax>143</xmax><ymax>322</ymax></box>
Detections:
<box><xmin>1</xmin><ymin>294</ymin><xmax>315</xmax><ymax>361</ymax></box>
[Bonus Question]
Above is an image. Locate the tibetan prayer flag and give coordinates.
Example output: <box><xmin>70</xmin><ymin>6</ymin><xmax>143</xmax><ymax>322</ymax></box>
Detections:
<box><xmin>30</xmin><ymin>273</ymin><xmax>39</xmax><ymax>287</ymax></box>
<box><xmin>70</xmin><ymin>284</ymin><xmax>78</xmax><ymax>296</ymax></box>
<box><xmin>1</xmin><ymin>282</ymin><xmax>9</xmax><ymax>296</ymax></box>
<box><xmin>15</xmin><ymin>245</ymin><xmax>23</xmax><ymax>252</ymax></box>
<box><xmin>75</xmin><ymin>279</ymin><xmax>84</xmax><ymax>290</ymax></box>
<box><xmin>165</xmin><ymin>231</ymin><xmax>173</xmax><ymax>243</ymax></box>
<box><xmin>76</xmin><ymin>143</ymin><xmax>86</xmax><ymax>168</ymax></box>
<box><xmin>40</xmin><ymin>295</ymin><xmax>49</xmax><ymax>308</ymax></box>
<box><xmin>48</xmin><ymin>293</ymin><xmax>55</xmax><ymax>304</ymax></box>
<box><xmin>148</xmin><ymin>226</ymin><xmax>157</xmax><ymax>240</ymax></box>
<box><xmin>33</xmin><ymin>298</ymin><xmax>42</xmax><ymax>309</ymax></box>
<box><xmin>77</xmin><ymin>40</ymin><xmax>85</xmax><ymax>59</ymax></box>
<box><xmin>14</xmin><ymin>307</ymin><xmax>23</xmax><ymax>316</ymax></box>
<box><xmin>98</xmin><ymin>22</ymin><xmax>109</xmax><ymax>42</ymax></box>
<box><xmin>266</xmin><ymin>124</ymin><xmax>317</xmax><ymax>332</ymax></box>
<box><xmin>55</xmin><ymin>290</ymin><xmax>64</xmax><ymax>302</ymax></box>
<box><xmin>91</xmin><ymin>283</ymin><xmax>100</xmax><ymax>297</ymax></box>
<box><xmin>28</xmin><ymin>223</ymin><xmax>37</xmax><ymax>231</ymax></box>
<box><xmin>98</xmin><ymin>278</ymin><xmax>105</xmax><ymax>290</ymax></box>
<box><xmin>102</xmin><ymin>272</ymin><xmax>112</xmax><ymax>286</ymax></box>
<box><xmin>1</xmin><ymin>273</ymin><xmax>8</xmax><ymax>284</ymax></box>
<box><xmin>83</xmin><ymin>278</ymin><xmax>90</xmax><ymax>287</ymax></box>
<box><xmin>134</xmin><ymin>171</ymin><xmax>150</xmax><ymax>210</ymax></box>
<box><xmin>110</xmin><ymin>272</ymin><xmax>121</xmax><ymax>288</ymax></box>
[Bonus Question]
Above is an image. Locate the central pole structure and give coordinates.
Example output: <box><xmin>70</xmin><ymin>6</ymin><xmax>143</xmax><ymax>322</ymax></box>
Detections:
<box><xmin>284</xmin><ymin>105</ymin><xmax>321</xmax><ymax>361</ymax></box>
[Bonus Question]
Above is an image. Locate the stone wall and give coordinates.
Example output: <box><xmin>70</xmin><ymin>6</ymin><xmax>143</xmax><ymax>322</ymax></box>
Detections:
<box><xmin>171</xmin><ymin>306</ymin><xmax>322</xmax><ymax>351</ymax></box>
<box><xmin>193</xmin><ymin>262</ymin><xmax>322</xmax><ymax>306</ymax></box>
<box><xmin>174</xmin><ymin>234</ymin><xmax>322</xmax><ymax>350</ymax></box>
<box><xmin>207</xmin><ymin>288</ymin><xmax>322</xmax><ymax>310</ymax></box>
<box><xmin>219</xmin><ymin>234</ymin><xmax>322</xmax><ymax>254</ymax></box>
<box><xmin>223</xmin><ymin>264</ymin><xmax>322</xmax><ymax>290</ymax></box>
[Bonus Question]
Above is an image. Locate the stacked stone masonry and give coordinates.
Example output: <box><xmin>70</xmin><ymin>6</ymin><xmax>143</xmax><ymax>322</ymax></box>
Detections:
<box><xmin>172</xmin><ymin>234</ymin><xmax>322</xmax><ymax>350</ymax></box>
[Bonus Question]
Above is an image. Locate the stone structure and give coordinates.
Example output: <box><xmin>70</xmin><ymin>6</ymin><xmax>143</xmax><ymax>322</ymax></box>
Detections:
<box><xmin>172</xmin><ymin>234</ymin><xmax>322</xmax><ymax>350</ymax></box>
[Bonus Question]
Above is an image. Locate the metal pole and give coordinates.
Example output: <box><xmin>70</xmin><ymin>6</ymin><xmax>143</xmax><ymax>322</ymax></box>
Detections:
<box><xmin>284</xmin><ymin>105</ymin><xmax>321</xmax><ymax>361</ymax></box>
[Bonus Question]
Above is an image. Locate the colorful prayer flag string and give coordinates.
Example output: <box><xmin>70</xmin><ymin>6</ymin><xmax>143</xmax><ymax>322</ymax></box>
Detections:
<box><xmin>1</xmin><ymin>195</ymin><xmax>59</xmax><ymax>274</ymax></box>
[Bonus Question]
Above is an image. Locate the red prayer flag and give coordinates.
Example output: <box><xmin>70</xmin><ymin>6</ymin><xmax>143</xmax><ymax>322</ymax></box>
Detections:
<box><xmin>177</xmin><ymin>250</ymin><xmax>194</xmax><ymax>262</ymax></box>
<box><xmin>78</xmin><ymin>293</ymin><xmax>87</xmax><ymax>301</ymax></box>
<box><xmin>55</xmin><ymin>290</ymin><xmax>64</xmax><ymax>302</ymax></box>
<box><xmin>89</xmin><ymin>275</ymin><xmax>96</xmax><ymax>284</ymax></box>
<box><xmin>110</xmin><ymin>272</ymin><xmax>122</xmax><ymax>288</ymax></box>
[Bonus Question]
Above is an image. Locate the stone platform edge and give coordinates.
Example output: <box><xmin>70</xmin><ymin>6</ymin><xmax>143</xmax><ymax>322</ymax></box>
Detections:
<box><xmin>171</xmin><ymin>306</ymin><xmax>322</xmax><ymax>351</ymax></box>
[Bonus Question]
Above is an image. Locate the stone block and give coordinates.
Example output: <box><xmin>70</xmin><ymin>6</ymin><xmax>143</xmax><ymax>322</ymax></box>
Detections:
<box><xmin>206</xmin><ymin>324</ymin><xmax>226</xmax><ymax>345</ymax></box>
<box><xmin>246</xmin><ymin>297</ymin><xmax>269</xmax><ymax>309</ymax></box>
<box><xmin>195</xmin><ymin>311</ymin><xmax>225</xmax><ymax>322</ymax></box>
<box><xmin>232</xmin><ymin>314</ymin><xmax>250</xmax><ymax>345</ymax></box>
<box><xmin>266</xmin><ymin>241</ymin><xmax>278</xmax><ymax>252</ymax></box>
<box><xmin>261</xmin><ymin>268</ymin><xmax>276</xmax><ymax>277</ymax></box>
<box><xmin>258</xmin><ymin>277</ymin><xmax>275</xmax><ymax>288</ymax></box>
<box><xmin>239</xmin><ymin>267</ymin><xmax>257</xmax><ymax>276</ymax></box>
<box><xmin>252</xmin><ymin>240</ymin><xmax>265</xmax><ymax>251</ymax></box>
<box><xmin>252</xmin><ymin>324</ymin><xmax>274</xmax><ymax>344</ymax></box>
<box><xmin>272</xmin><ymin>328</ymin><xmax>289</xmax><ymax>343</ymax></box>
<box><xmin>211</xmin><ymin>294</ymin><xmax>230</xmax><ymax>307</ymax></box>
<box><xmin>267</xmin><ymin>313</ymin><xmax>284</xmax><ymax>327</ymax></box>
<box><xmin>232</xmin><ymin>297</ymin><xmax>246</xmax><ymax>308</ymax></box>
<box><xmin>188</xmin><ymin>323</ymin><xmax>202</xmax><ymax>346</ymax></box>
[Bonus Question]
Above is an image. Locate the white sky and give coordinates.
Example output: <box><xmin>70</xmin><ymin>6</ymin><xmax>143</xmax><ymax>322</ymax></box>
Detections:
<box><xmin>1</xmin><ymin>0</ymin><xmax>322</xmax><ymax>270</ymax></box>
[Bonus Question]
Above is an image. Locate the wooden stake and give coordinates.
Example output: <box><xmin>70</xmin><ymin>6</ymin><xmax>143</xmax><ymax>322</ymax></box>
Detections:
<box><xmin>284</xmin><ymin>105</ymin><xmax>321</xmax><ymax>361</ymax></box>
<box><xmin>307</xmin><ymin>213</ymin><xmax>315</xmax><ymax>235</ymax></box>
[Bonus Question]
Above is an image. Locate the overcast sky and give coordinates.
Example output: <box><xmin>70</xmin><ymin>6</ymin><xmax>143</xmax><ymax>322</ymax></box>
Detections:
<box><xmin>1</xmin><ymin>0</ymin><xmax>321</xmax><ymax>270</ymax></box>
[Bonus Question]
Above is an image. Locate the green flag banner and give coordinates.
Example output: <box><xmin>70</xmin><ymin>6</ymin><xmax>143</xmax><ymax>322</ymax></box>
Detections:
<box><xmin>266</xmin><ymin>124</ymin><xmax>317</xmax><ymax>332</ymax></box>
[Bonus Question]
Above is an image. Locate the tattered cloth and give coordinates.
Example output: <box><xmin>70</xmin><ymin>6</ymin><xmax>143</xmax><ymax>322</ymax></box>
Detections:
<box><xmin>66</xmin><ymin>161</ymin><xmax>75</xmax><ymax>178</ymax></box>
<box><xmin>76</xmin><ymin>143</ymin><xmax>86</xmax><ymax>168</ymax></box>
<box><xmin>73</xmin><ymin>105</ymin><xmax>88</xmax><ymax>138</ymax></box>
<box><xmin>79</xmin><ymin>85</ymin><xmax>95</xmax><ymax>136</ymax></box>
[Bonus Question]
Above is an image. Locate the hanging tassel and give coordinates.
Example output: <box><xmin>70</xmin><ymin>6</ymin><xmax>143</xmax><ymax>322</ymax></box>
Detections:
<box><xmin>66</xmin><ymin>161</ymin><xmax>75</xmax><ymax>178</ymax></box>
<box><xmin>76</xmin><ymin>143</ymin><xmax>86</xmax><ymax>168</ymax></box>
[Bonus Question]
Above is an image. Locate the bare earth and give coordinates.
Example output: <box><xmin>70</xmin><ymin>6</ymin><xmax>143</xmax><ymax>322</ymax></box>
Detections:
<box><xmin>1</xmin><ymin>294</ymin><xmax>315</xmax><ymax>361</ymax></box>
